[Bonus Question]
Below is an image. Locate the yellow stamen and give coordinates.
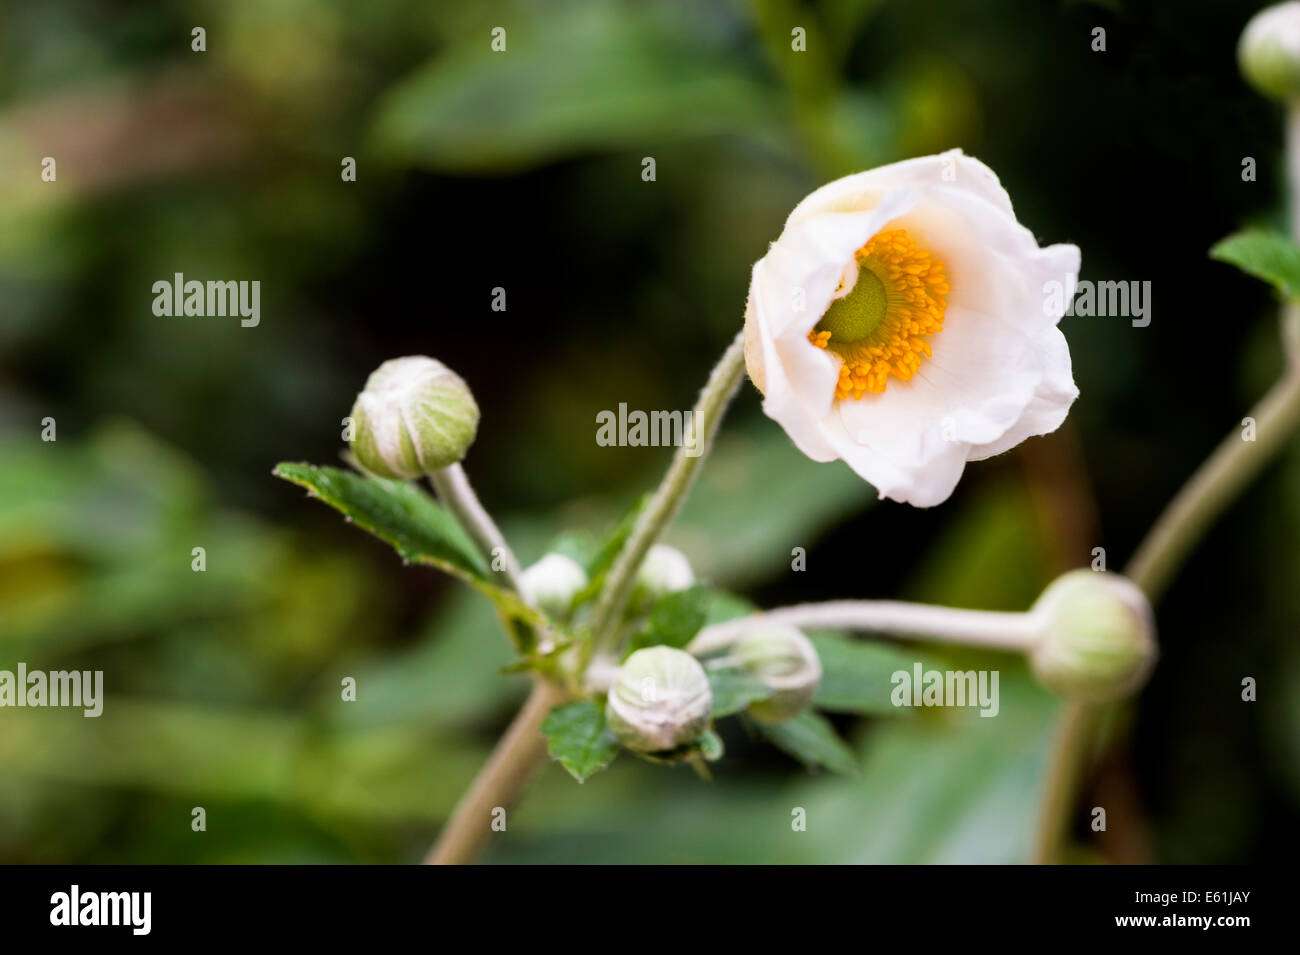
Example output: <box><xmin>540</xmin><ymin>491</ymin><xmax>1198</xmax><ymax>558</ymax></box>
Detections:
<box><xmin>809</xmin><ymin>229</ymin><xmax>948</xmax><ymax>399</ymax></box>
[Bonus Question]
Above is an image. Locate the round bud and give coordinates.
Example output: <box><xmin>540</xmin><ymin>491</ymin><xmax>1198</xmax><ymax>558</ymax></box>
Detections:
<box><xmin>635</xmin><ymin>544</ymin><xmax>695</xmax><ymax>601</ymax></box>
<box><xmin>732</xmin><ymin>625</ymin><xmax>822</xmax><ymax>724</ymax></box>
<box><xmin>519</xmin><ymin>553</ymin><xmax>588</xmax><ymax>619</ymax></box>
<box><xmin>349</xmin><ymin>356</ymin><xmax>479</xmax><ymax>479</ymax></box>
<box><xmin>1240</xmin><ymin>3</ymin><xmax>1300</xmax><ymax>102</ymax></box>
<box><xmin>1029</xmin><ymin>570</ymin><xmax>1156</xmax><ymax>702</ymax></box>
<box><xmin>606</xmin><ymin>646</ymin><xmax>712</xmax><ymax>752</ymax></box>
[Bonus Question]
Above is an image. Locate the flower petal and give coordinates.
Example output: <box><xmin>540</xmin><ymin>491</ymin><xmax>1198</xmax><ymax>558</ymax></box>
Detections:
<box><xmin>785</xmin><ymin>149</ymin><xmax>1016</xmax><ymax>229</ymax></box>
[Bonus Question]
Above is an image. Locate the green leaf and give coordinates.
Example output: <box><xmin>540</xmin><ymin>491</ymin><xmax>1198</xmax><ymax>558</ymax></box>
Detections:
<box><xmin>697</xmin><ymin>729</ymin><xmax>725</xmax><ymax>762</ymax></box>
<box><xmin>541</xmin><ymin>700</ymin><xmax>619</xmax><ymax>782</ymax></box>
<box><xmin>370</xmin><ymin>5</ymin><xmax>773</xmax><ymax>173</ymax></box>
<box><xmin>570</xmin><ymin>494</ymin><xmax>648</xmax><ymax>610</ymax></box>
<box><xmin>748</xmin><ymin>710</ymin><xmax>859</xmax><ymax>776</ymax></box>
<box><xmin>273</xmin><ymin>463</ymin><xmax>552</xmax><ymax>650</ymax></box>
<box><xmin>703</xmin><ymin>589</ymin><xmax>758</xmax><ymax>626</ymax></box>
<box><xmin>626</xmin><ymin>585</ymin><xmax>711</xmax><ymax>656</ymax></box>
<box><xmin>810</xmin><ymin>632</ymin><xmax>938</xmax><ymax>716</ymax></box>
<box><xmin>706</xmin><ymin>667</ymin><xmax>774</xmax><ymax>718</ymax></box>
<box><xmin>274</xmin><ymin>463</ymin><xmax>487</xmax><ymax>577</ymax></box>
<box><xmin>1210</xmin><ymin>229</ymin><xmax>1300</xmax><ymax>299</ymax></box>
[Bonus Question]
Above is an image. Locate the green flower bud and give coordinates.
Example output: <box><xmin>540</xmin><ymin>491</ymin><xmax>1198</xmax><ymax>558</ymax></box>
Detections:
<box><xmin>1029</xmin><ymin>570</ymin><xmax>1156</xmax><ymax>702</ymax></box>
<box><xmin>519</xmin><ymin>553</ymin><xmax>588</xmax><ymax>619</ymax></box>
<box><xmin>1240</xmin><ymin>3</ymin><xmax>1300</xmax><ymax>102</ymax></box>
<box><xmin>634</xmin><ymin>544</ymin><xmax>694</xmax><ymax>601</ymax></box>
<box><xmin>606</xmin><ymin>646</ymin><xmax>712</xmax><ymax>752</ymax></box>
<box><xmin>731</xmin><ymin>624</ymin><xmax>822</xmax><ymax>724</ymax></box>
<box><xmin>349</xmin><ymin>356</ymin><xmax>479</xmax><ymax>479</ymax></box>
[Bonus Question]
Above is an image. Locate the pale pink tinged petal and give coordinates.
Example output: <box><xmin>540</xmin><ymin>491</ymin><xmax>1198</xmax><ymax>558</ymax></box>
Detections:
<box><xmin>785</xmin><ymin>149</ymin><xmax>1017</xmax><ymax>228</ymax></box>
<box><xmin>837</xmin><ymin>304</ymin><xmax>1040</xmax><ymax>456</ymax></box>
<box><xmin>968</xmin><ymin>325</ymin><xmax>1078</xmax><ymax>461</ymax></box>
<box><xmin>758</xmin><ymin>187</ymin><xmax>923</xmax><ymax>340</ymax></box>
<box><xmin>747</xmin><ymin>275</ymin><xmax>840</xmax><ymax>462</ymax></box>
<box><xmin>823</xmin><ymin>409</ymin><xmax>972</xmax><ymax>508</ymax></box>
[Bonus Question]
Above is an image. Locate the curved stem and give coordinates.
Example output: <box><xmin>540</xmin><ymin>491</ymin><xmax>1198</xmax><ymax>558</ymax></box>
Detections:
<box><xmin>1033</xmin><ymin>370</ymin><xmax>1300</xmax><ymax>864</ymax></box>
<box><xmin>1030</xmin><ymin>702</ymin><xmax>1102</xmax><ymax>864</ymax></box>
<box><xmin>430</xmin><ymin>463</ymin><xmax>524</xmax><ymax>592</ymax></box>
<box><xmin>1126</xmin><ymin>371</ymin><xmax>1300</xmax><ymax>601</ymax></box>
<box><xmin>689</xmin><ymin>599</ymin><xmax>1042</xmax><ymax>655</ymax></box>
<box><xmin>586</xmin><ymin>331</ymin><xmax>748</xmax><ymax>647</ymax></box>
<box><xmin>423</xmin><ymin>679</ymin><xmax>565</xmax><ymax>865</ymax></box>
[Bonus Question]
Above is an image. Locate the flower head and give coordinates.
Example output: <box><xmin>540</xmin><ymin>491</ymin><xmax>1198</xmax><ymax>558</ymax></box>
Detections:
<box><xmin>1240</xmin><ymin>2</ymin><xmax>1300</xmax><ymax>102</ymax></box>
<box><xmin>1030</xmin><ymin>570</ymin><xmax>1156</xmax><ymax>702</ymax></box>
<box><xmin>519</xmin><ymin>552</ymin><xmax>588</xmax><ymax>619</ymax></box>
<box><xmin>606</xmin><ymin>646</ymin><xmax>712</xmax><ymax>752</ymax></box>
<box><xmin>633</xmin><ymin>544</ymin><xmax>694</xmax><ymax>601</ymax></box>
<box><xmin>744</xmin><ymin>150</ymin><xmax>1080</xmax><ymax>506</ymax></box>
<box><xmin>730</xmin><ymin>624</ymin><xmax>821</xmax><ymax>724</ymax></box>
<box><xmin>349</xmin><ymin>356</ymin><xmax>479</xmax><ymax>479</ymax></box>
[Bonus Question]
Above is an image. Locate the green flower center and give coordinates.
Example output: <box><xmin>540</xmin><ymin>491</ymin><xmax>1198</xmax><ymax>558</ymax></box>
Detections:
<box><xmin>816</xmin><ymin>267</ymin><xmax>887</xmax><ymax>345</ymax></box>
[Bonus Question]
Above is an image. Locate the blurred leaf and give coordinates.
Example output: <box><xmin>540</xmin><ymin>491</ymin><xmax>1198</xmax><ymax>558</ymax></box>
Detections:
<box><xmin>903</xmin><ymin>483</ymin><xmax>1049</xmax><ymax>610</ymax></box>
<box><xmin>703</xmin><ymin>589</ymin><xmax>758</xmax><ymax>625</ymax></box>
<box><xmin>318</xmin><ymin>587</ymin><xmax>525</xmax><ymax>731</ymax></box>
<box><xmin>706</xmin><ymin>667</ymin><xmax>773</xmax><ymax>717</ymax></box>
<box><xmin>816</xmin><ymin>665</ymin><xmax>1058</xmax><ymax>863</ymax></box>
<box><xmin>0</xmin><ymin>699</ymin><xmax>487</xmax><ymax>825</ymax></box>
<box><xmin>371</xmin><ymin>5</ymin><xmax>774</xmax><ymax>172</ymax></box>
<box><xmin>544</xmin><ymin>531</ymin><xmax>597</xmax><ymax>568</ymax></box>
<box><xmin>670</xmin><ymin>426</ymin><xmax>870</xmax><ymax>588</ymax></box>
<box><xmin>748</xmin><ymin>710</ymin><xmax>858</xmax><ymax>775</ymax></box>
<box><xmin>810</xmin><ymin>632</ymin><xmax>937</xmax><ymax>716</ymax></box>
<box><xmin>541</xmin><ymin>700</ymin><xmax>619</xmax><ymax>782</ymax></box>
<box><xmin>1210</xmin><ymin>229</ymin><xmax>1300</xmax><ymax>299</ymax></box>
<box><xmin>626</xmin><ymin>584</ymin><xmax>710</xmax><ymax>656</ymax></box>
<box><xmin>819</xmin><ymin>0</ymin><xmax>886</xmax><ymax>62</ymax></box>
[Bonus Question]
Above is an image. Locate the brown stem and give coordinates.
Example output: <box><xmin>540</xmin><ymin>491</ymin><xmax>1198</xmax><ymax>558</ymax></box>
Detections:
<box><xmin>423</xmin><ymin>679</ymin><xmax>565</xmax><ymax>865</ymax></box>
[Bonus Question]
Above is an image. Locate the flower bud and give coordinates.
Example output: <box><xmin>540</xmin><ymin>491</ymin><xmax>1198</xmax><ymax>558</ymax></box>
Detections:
<box><xmin>519</xmin><ymin>553</ymin><xmax>588</xmax><ymax>619</ymax></box>
<box><xmin>1240</xmin><ymin>3</ymin><xmax>1300</xmax><ymax>102</ymax></box>
<box><xmin>634</xmin><ymin>544</ymin><xmax>694</xmax><ymax>601</ymax></box>
<box><xmin>606</xmin><ymin>646</ymin><xmax>712</xmax><ymax>752</ymax></box>
<box><xmin>1029</xmin><ymin>570</ymin><xmax>1156</xmax><ymax>702</ymax></box>
<box><xmin>731</xmin><ymin>624</ymin><xmax>822</xmax><ymax>724</ymax></box>
<box><xmin>349</xmin><ymin>356</ymin><xmax>479</xmax><ymax>479</ymax></box>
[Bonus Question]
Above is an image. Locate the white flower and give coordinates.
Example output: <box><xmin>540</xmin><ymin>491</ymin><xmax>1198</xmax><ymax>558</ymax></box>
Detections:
<box><xmin>635</xmin><ymin>544</ymin><xmax>694</xmax><ymax>597</ymax></box>
<box><xmin>519</xmin><ymin>553</ymin><xmax>588</xmax><ymax>619</ymax></box>
<box><xmin>743</xmin><ymin>149</ymin><xmax>1080</xmax><ymax>507</ymax></box>
<box><xmin>1240</xmin><ymin>2</ymin><xmax>1300</xmax><ymax>102</ymax></box>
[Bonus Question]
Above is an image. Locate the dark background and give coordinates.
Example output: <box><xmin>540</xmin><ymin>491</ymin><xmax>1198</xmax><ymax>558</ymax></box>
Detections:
<box><xmin>1</xmin><ymin>0</ymin><xmax>1295</xmax><ymax>862</ymax></box>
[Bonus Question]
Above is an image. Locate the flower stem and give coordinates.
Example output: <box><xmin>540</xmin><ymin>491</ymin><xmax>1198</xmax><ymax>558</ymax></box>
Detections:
<box><xmin>1126</xmin><ymin>371</ymin><xmax>1300</xmax><ymax>601</ymax></box>
<box><xmin>688</xmin><ymin>599</ymin><xmax>1042</xmax><ymax>655</ymax></box>
<box><xmin>1030</xmin><ymin>701</ymin><xmax>1102</xmax><ymax>864</ymax></box>
<box><xmin>423</xmin><ymin>678</ymin><xmax>565</xmax><ymax>865</ymax></box>
<box><xmin>586</xmin><ymin>331</ymin><xmax>748</xmax><ymax>647</ymax></box>
<box><xmin>1032</xmin><ymin>369</ymin><xmax>1300</xmax><ymax>863</ymax></box>
<box><xmin>430</xmin><ymin>463</ymin><xmax>524</xmax><ymax>592</ymax></box>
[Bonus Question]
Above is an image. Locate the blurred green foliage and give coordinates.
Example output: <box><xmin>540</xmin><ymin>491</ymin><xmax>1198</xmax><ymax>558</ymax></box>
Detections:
<box><xmin>1</xmin><ymin>0</ymin><xmax>1297</xmax><ymax>862</ymax></box>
